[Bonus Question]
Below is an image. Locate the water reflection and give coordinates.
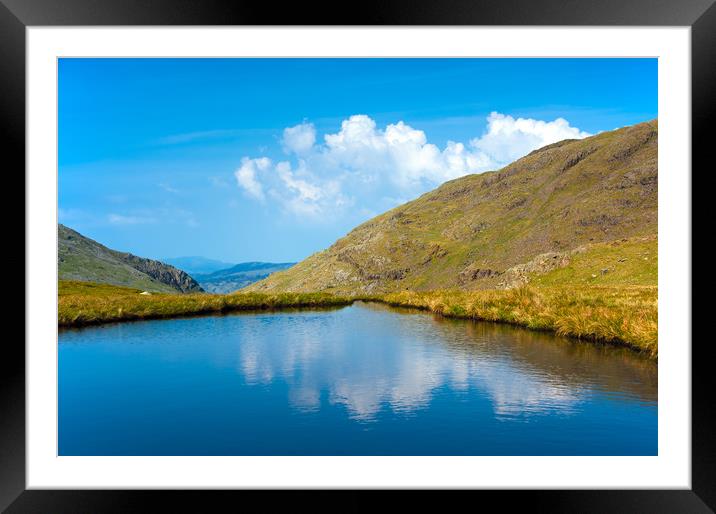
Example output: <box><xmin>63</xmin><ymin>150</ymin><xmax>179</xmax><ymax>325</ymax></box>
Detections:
<box><xmin>227</xmin><ymin>302</ymin><xmax>656</xmax><ymax>421</ymax></box>
<box><xmin>59</xmin><ymin>302</ymin><xmax>657</xmax><ymax>455</ymax></box>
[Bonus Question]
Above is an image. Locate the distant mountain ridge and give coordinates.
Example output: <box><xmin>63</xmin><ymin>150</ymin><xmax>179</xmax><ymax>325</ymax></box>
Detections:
<box><xmin>194</xmin><ymin>262</ymin><xmax>295</xmax><ymax>294</ymax></box>
<box><xmin>163</xmin><ymin>256</ymin><xmax>236</xmax><ymax>275</ymax></box>
<box><xmin>58</xmin><ymin>224</ymin><xmax>204</xmax><ymax>293</ymax></box>
<box><xmin>248</xmin><ymin>120</ymin><xmax>657</xmax><ymax>295</ymax></box>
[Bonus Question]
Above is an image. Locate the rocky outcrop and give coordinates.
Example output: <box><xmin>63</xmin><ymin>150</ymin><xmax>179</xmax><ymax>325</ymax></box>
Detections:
<box><xmin>497</xmin><ymin>247</ymin><xmax>588</xmax><ymax>289</ymax></box>
<box><xmin>118</xmin><ymin>253</ymin><xmax>204</xmax><ymax>293</ymax></box>
<box><xmin>458</xmin><ymin>266</ymin><xmax>502</xmax><ymax>284</ymax></box>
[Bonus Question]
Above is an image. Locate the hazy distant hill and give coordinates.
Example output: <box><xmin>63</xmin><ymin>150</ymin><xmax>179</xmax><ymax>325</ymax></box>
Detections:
<box><xmin>248</xmin><ymin>120</ymin><xmax>657</xmax><ymax>295</ymax></box>
<box><xmin>194</xmin><ymin>262</ymin><xmax>295</xmax><ymax>294</ymax></box>
<box><xmin>163</xmin><ymin>256</ymin><xmax>236</xmax><ymax>275</ymax></box>
<box><xmin>58</xmin><ymin>224</ymin><xmax>204</xmax><ymax>293</ymax></box>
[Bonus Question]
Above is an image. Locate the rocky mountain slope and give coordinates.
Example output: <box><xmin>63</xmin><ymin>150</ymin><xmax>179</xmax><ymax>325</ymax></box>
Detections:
<box><xmin>193</xmin><ymin>262</ymin><xmax>295</xmax><ymax>294</ymax></box>
<box><xmin>248</xmin><ymin>120</ymin><xmax>657</xmax><ymax>295</ymax></box>
<box><xmin>58</xmin><ymin>224</ymin><xmax>204</xmax><ymax>293</ymax></box>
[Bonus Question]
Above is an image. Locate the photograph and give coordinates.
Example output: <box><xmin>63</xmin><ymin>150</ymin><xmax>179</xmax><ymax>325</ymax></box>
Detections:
<box><xmin>0</xmin><ymin>0</ymin><xmax>708</xmax><ymax>503</ymax></box>
<box><xmin>57</xmin><ymin>57</ymin><xmax>659</xmax><ymax>457</ymax></box>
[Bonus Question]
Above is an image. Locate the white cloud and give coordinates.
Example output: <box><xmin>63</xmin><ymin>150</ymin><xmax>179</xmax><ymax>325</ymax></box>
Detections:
<box><xmin>276</xmin><ymin>161</ymin><xmax>321</xmax><ymax>202</ymax></box>
<box><xmin>470</xmin><ymin>112</ymin><xmax>591</xmax><ymax>164</ymax></box>
<box><xmin>234</xmin><ymin>112</ymin><xmax>590</xmax><ymax>219</ymax></box>
<box><xmin>269</xmin><ymin>161</ymin><xmax>350</xmax><ymax>218</ymax></box>
<box><xmin>282</xmin><ymin>122</ymin><xmax>316</xmax><ymax>155</ymax></box>
<box><xmin>234</xmin><ymin>157</ymin><xmax>271</xmax><ymax>201</ymax></box>
<box><xmin>275</xmin><ymin>161</ymin><xmax>322</xmax><ymax>216</ymax></box>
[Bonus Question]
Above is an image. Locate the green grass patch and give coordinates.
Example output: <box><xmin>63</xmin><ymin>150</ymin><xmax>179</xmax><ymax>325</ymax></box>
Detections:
<box><xmin>533</xmin><ymin>237</ymin><xmax>657</xmax><ymax>287</ymax></box>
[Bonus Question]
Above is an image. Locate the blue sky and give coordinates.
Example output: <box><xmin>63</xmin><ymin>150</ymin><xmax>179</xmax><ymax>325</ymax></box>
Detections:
<box><xmin>59</xmin><ymin>58</ymin><xmax>657</xmax><ymax>263</ymax></box>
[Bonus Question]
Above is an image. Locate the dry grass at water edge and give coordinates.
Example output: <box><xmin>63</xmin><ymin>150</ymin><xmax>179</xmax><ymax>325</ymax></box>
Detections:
<box><xmin>59</xmin><ymin>280</ymin><xmax>657</xmax><ymax>358</ymax></box>
<box><xmin>377</xmin><ymin>286</ymin><xmax>658</xmax><ymax>358</ymax></box>
<box><xmin>58</xmin><ymin>280</ymin><xmax>352</xmax><ymax>327</ymax></box>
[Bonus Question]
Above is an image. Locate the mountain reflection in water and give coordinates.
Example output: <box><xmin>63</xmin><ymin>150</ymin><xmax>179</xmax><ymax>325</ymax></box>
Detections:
<box><xmin>59</xmin><ymin>302</ymin><xmax>657</xmax><ymax>456</ymax></box>
<box><xmin>236</xmin><ymin>302</ymin><xmax>655</xmax><ymax>420</ymax></box>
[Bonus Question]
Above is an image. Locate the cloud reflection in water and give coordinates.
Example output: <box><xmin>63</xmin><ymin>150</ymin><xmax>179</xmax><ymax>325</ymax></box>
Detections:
<box><xmin>230</xmin><ymin>305</ymin><xmax>636</xmax><ymax>422</ymax></box>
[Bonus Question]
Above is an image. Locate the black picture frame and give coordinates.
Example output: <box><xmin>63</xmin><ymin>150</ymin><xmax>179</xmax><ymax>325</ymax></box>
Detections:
<box><xmin>3</xmin><ymin>0</ymin><xmax>710</xmax><ymax>511</ymax></box>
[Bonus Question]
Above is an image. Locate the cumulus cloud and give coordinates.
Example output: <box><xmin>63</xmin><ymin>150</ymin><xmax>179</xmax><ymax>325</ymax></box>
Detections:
<box><xmin>282</xmin><ymin>122</ymin><xmax>316</xmax><ymax>155</ymax></box>
<box><xmin>234</xmin><ymin>112</ymin><xmax>590</xmax><ymax>219</ymax></box>
<box><xmin>270</xmin><ymin>160</ymin><xmax>350</xmax><ymax>218</ymax></box>
<box><xmin>470</xmin><ymin>112</ymin><xmax>591</xmax><ymax>164</ymax></box>
<box><xmin>234</xmin><ymin>157</ymin><xmax>271</xmax><ymax>201</ymax></box>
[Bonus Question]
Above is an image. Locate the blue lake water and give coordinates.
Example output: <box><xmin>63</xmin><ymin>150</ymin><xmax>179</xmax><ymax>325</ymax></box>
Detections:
<box><xmin>58</xmin><ymin>302</ymin><xmax>657</xmax><ymax>456</ymax></box>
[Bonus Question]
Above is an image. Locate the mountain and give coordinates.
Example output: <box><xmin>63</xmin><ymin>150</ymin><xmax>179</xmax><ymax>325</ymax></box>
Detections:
<box><xmin>162</xmin><ymin>256</ymin><xmax>236</xmax><ymax>275</ymax></box>
<box><xmin>248</xmin><ymin>120</ymin><xmax>657</xmax><ymax>295</ymax></box>
<box><xmin>58</xmin><ymin>224</ymin><xmax>204</xmax><ymax>293</ymax></box>
<box><xmin>193</xmin><ymin>262</ymin><xmax>296</xmax><ymax>294</ymax></box>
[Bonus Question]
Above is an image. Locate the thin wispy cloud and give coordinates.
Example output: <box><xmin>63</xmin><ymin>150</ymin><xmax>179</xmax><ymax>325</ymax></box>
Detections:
<box><xmin>154</xmin><ymin>127</ymin><xmax>277</xmax><ymax>146</ymax></box>
<box><xmin>158</xmin><ymin>182</ymin><xmax>180</xmax><ymax>194</ymax></box>
<box><xmin>154</xmin><ymin>129</ymin><xmax>242</xmax><ymax>146</ymax></box>
<box><xmin>107</xmin><ymin>207</ymin><xmax>198</xmax><ymax>228</ymax></box>
<box><xmin>58</xmin><ymin>207</ymin><xmax>90</xmax><ymax>223</ymax></box>
<box><xmin>108</xmin><ymin>213</ymin><xmax>157</xmax><ymax>226</ymax></box>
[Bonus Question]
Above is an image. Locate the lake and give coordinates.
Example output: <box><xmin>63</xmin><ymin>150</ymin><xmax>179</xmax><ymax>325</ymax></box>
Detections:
<box><xmin>59</xmin><ymin>302</ymin><xmax>657</xmax><ymax>456</ymax></box>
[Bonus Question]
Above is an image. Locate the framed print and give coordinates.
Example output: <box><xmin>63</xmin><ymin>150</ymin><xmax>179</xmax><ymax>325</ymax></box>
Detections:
<box><xmin>3</xmin><ymin>0</ymin><xmax>712</xmax><ymax>511</ymax></box>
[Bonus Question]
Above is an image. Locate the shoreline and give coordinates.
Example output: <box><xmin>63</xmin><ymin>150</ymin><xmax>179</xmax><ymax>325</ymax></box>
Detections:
<box><xmin>58</xmin><ymin>302</ymin><xmax>352</xmax><ymax>330</ymax></box>
<box><xmin>58</xmin><ymin>281</ymin><xmax>657</xmax><ymax>359</ymax></box>
<box><xmin>374</xmin><ymin>287</ymin><xmax>657</xmax><ymax>358</ymax></box>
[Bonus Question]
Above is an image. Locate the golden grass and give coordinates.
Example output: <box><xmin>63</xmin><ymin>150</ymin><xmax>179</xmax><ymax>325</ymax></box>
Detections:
<box><xmin>59</xmin><ymin>280</ymin><xmax>657</xmax><ymax>358</ymax></box>
<box><xmin>58</xmin><ymin>280</ymin><xmax>352</xmax><ymax>327</ymax></box>
<box><xmin>376</xmin><ymin>286</ymin><xmax>658</xmax><ymax>358</ymax></box>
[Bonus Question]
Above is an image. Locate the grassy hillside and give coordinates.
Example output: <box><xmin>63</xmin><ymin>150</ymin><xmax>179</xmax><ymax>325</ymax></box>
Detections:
<box><xmin>58</xmin><ymin>224</ymin><xmax>203</xmax><ymax>293</ymax></box>
<box><xmin>249</xmin><ymin>120</ymin><xmax>657</xmax><ymax>295</ymax></box>
<box><xmin>531</xmin><ymin>236</ymin><xmax>657</xmax><ymax>288</ymax></box>
<box><xmin>376</xmin><ymin>236</ymin><xmax>658</xmax><ymax>356</ymax></box>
